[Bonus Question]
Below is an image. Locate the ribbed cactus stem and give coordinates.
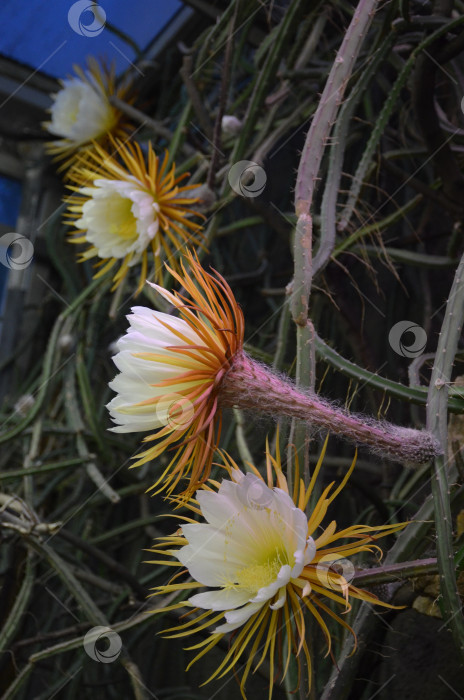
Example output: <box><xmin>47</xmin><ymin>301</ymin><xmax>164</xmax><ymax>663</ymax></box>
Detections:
<box><xmin>219</xmin><ymin>352</ymin><xmax>441</xmax><ymax>466</ymax></box>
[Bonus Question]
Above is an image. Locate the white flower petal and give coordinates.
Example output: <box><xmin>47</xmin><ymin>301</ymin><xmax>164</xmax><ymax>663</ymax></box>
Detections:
<box><xmin>217</xmin><ymin>601</ymin><xmax>264</xmax><ymax>632</ymax></box>
<box><xmin>111</xmin><ymin>308</ymin><xmax>205</xmax><ymax>359</ymax></box>
<box><xmin>230</xmin><ymin>468</ymin><xmax>244</xmax><ymax>483</ymax></box>
<box><xmin>196</xmin><ymin>490</ymin><xmax>241</xmax><ymax>528</ymax></box>
<box><xmin>76</xmin><ymin>178</ymin><xmax>159</xmax><ymax>260</ymax></box>
<box><xmin>270</xmin><ymin>586</ymin><xmax>287</xmax><ymax>610</ymax></box>
<box><xmin>166</xmin><ymin>468</ymin><xmax>315</xmax><ymax>636</ymax></box>
<box><xmin>304</xmin><ymin>536</ymin><xmax>317</xmax><ymax>565</ymax></box>
<box><xmin>179</xmin><ymin>523</ymin><xmax>244</xmax><ymax>563</ymax></box>
<box><xmin>106</xmin><ymin>396</ymin><xmax>164</xmax><ymax>430</ymax></box>
<box><xmin>302</xmin><ymin>582</ymin><xmax>311</xmax><ymax>598</ymax></box>
<box><xmin>188</xmin><ymin>588</ymin><xmax>251</xmax><ymax>611</ymax></box>
<box><xmin>47</xmin><ymin>78</ymin><xmax>114</xmax><ymax>144</ymax></box>
<box><xmin>176</xmin><ymin>525</ymin><xmax>247</xmax><ymax>586</ymax></box>
<box><xmin>107</xmin><ymin>303</ymin><xmax>213</xmax><ymax>433</ymax></box>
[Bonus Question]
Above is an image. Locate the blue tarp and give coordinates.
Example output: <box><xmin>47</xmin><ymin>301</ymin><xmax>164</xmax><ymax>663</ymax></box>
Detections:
<box><xmin>0</xmin><ymin>0</ymin><xmax>182</xmax><ymax>78</ymax></box>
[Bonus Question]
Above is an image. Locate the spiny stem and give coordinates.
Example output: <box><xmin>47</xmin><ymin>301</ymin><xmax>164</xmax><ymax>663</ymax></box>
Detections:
<box><xmin>314</xmin><ymin>332</ymin><xmax>464</xmax><ymax>412</ymax></box>
<box><xmin>353</xmin><ymin>557</ymin><xmax>438</xmax><ymax>587</ymax></box>
<box><xmin>315</xmin><ymin>33</ymin><xmax>394</xmax><ymax>275</ymax></box>
<box><xmin>294</xmin><ymin>0</ymin><xmax>379</xmax><ymax>216</ymax></box>
<box><xmin>290</xmin><ymin>2</ymin><xmax>378</xmax><ymax>670</ymax></box>
<box><xmin>220</xmin><ymin>353</ymin><xmax>441</xmax><ymax>466</ymax></box>
<box><xmin>427</xmin><ymin>251</ymin><xmax>464</xmax><ymax>661</ymax></box>
<box><xmin>290</xmin><ymin>0</ymin><xmax>381</xmax><ymax>473</ymax></box>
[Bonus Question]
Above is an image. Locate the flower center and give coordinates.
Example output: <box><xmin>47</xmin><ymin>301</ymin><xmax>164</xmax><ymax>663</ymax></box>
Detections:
<box><xmin>67</xmin><ymin>100</ymin><xmax>80</xmax><ymax>126</ymax></box>
<box><xmin>102</xmin><ymin>194</ymin><xmax>137</xmax><ymax>240</ymax></box>
<box><xmin>234</xmin><ymin>550</ymin><xmax>290</xmax><ymax>594</ymax></box>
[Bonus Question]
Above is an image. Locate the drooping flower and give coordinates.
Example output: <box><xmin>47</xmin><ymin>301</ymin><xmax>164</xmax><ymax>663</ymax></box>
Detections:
<box><xmin>107</xmin><ymin>251</ymin><xmax>244</xmax><ymax>494</ymax></box>
<box><xmin>64</xmin><ymin>139</ymin><xmax>204</xmax><ymax>293</ymax></box>
<box><xmin>43</xmin><ymin>58</ymin><xmax>132</xmax><ymax>169</ymax></box>
<box><xmin>148</xmin><ymin>438</ymin><xmax>408</xmax><ymax>698</ymax></box>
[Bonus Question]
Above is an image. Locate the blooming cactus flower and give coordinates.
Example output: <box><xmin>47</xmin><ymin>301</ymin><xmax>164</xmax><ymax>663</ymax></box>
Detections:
<box><xmin>148</xmin><ymin>439</ymin><xmax>408</xmax><ymax>697</ymax></box>
<box><xmin>65</xmin><ymin>140</ymin><xmax>204</xmax><ymax>293</ymax></box>
<box><xmin>43</xmin><ymin>58</ymin><xmax>132</xmax><ymax>168</ymax></box>
<box><xmin>107</xmin><ymin>252</ymin><xmax>244</xmax><ymax>495</ymax></box>
<box><xmin>107</xmin><ymin>255</ymin><xmax>439</xmax><ymax>496</ymax></box>
<box><xmin>47</xmin><ymin>76</ymin><xmax>115</xmax><ymax>143</ymax></box>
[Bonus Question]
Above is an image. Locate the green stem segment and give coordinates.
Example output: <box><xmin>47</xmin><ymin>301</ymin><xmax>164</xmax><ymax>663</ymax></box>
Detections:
<box><xmin>353</xmin><ymin>557</ymin><xmax>438</xmax><ymax>587</ymax></box>
<box><xmin>290</xmin><ymin>0</ymin><xmax>381</xmax><ymax>492</ymax></box>
<box><xmin>427</xmin><ymin>252</ymin><xmax>464</xmax><ymax>660</ymax></box>
<box><xmin>294</xmin><ymin>0</ymin><xmax>379</xmax><ymax>216</ymax></box>
<box><xmin>291</xmin><ymin>0</ymin><xmax>380</xmax><ymax>388</ymax></box>
<box><xmin>290</xmin><ymin>1</ymin><xmax>380</xmax><ymax>693</ymax></box>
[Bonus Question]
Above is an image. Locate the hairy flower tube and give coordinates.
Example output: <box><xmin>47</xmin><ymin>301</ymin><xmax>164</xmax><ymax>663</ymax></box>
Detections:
<box><xmin>148</xmin><ymin>439</ymin><xmax>408</xmax><ymax>698</ymax></box>
<box><xmin>43</xmin><ymin>58</ymin><xmax>132</xmax><ymax>169</ymax></box>
<box><xmin>65</xmin><ymin>139</ymin><xmax>204</xmax><ymax>293</ymax></box>
<box><xmin>107</xmin><ymin>252</ymin><xmax>244</xmax><ymax>494</ymax></box>
<box><xmin>108</xmin><ymin>255</ymin><xmax>440</xmax><ymax>497</ymax></box>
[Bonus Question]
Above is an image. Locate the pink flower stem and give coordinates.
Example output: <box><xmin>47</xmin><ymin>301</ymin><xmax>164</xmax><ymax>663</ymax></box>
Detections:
<box><xmin>219</xmin><ymin>352</ymin><xmax>441</xmax><ymax>466</ymax></box>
